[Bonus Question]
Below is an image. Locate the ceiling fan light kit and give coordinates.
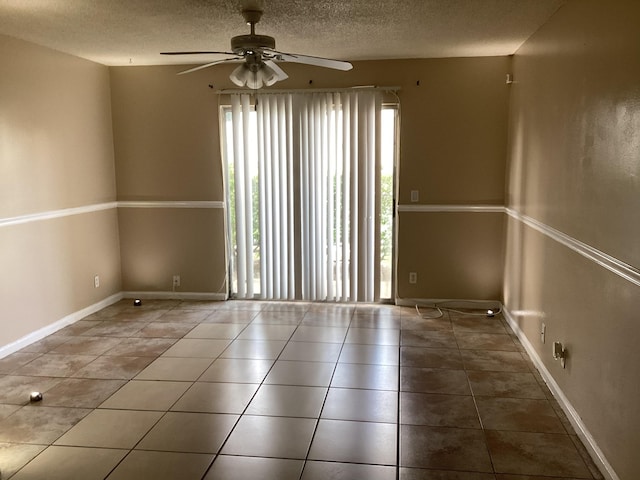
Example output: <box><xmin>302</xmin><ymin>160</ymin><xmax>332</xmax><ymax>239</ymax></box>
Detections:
<box><xmin>161</xmin><ymin>7</ymin><xmax>352</xmax><ymax>89</ymax></box>
<box><xmin>230</xmin><ymin>61</ymin><xmax>278</xmax><ymax>88</ymax></box>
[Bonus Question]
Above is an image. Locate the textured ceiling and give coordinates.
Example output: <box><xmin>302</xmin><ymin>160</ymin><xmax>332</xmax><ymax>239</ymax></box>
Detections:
<box><xmin>0</xmin><ymin>0</ymin><xmax>565</xmax><ymax>66</ymax></box>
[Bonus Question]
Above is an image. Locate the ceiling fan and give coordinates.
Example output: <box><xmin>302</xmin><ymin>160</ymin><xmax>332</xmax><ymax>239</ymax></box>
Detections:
<box><xmin>161</xmin><ymin>8</ymin><xmax>353</xmax><ymax>89</ymax></box>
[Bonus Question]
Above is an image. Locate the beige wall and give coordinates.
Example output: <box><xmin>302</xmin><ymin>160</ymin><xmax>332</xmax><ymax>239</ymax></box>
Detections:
<box><xmin>0</xmin><ymin>35</ymin><xmax>121</xmax><ymax>348</ymax></box>
<box><xmin>110</xmin><ymin>57</ymin><xmax>509</xmax><ymax>300</ymax></box>
<box><xmin>505</xmin><ymin>1</ymin><xmax>640</xmax><ymax>478</ymax></box>
<box><xmin>118</xmin><ymin>208</ymin><xmax>227</xmax><ymax>294</ymax></box>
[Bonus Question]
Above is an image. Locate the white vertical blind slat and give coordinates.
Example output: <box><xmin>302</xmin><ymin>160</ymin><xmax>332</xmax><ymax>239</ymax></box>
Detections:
<box><xmin>231</xmin><ymin>96</ymin><xmax>247</xmax><ymax>298</ymax></box>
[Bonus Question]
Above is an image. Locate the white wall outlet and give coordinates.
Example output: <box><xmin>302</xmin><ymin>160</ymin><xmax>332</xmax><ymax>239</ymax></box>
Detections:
<box><xmin>94</xmin><ymin>275</ymin><xmax>100</xmax><ymax>288</ymax></box>
<box><xmin>409</xmin><ymin>272</ymin><xmax>417</xmax><ymax>284</ymax></box>
<box><xmin>541</xmin><ymin>322</ymin><xmax>546</xmax><ymax>343</ymax></box>
<box><xmin>553</xmin><ymin>341</ymin><xmax>567</xmax><ymax>368</ymax></box>
<box><xmin>172</xmin><ymin>275</ymin><xmax>181</xmax><ymax>288</ymax></box>
<box><xmin>410</xmin><ymin>190</ymin><xmax>419</xmax><ymax>202</ymax></box>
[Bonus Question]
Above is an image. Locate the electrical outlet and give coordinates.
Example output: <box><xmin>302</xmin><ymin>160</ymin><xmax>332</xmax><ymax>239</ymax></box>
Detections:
<box><xmin>409</xmin><ymin>272</ymin><xmax>417</xmax><ymax>284</ymax></box>
<box><xmin>553</xmin><ymin>341</ymin><xmax>567</xmax><ymax>369</ymax></box>
<box><xmin>541</xmin><ymin>322</ymin><xmax>546</xmax><ymax>343</ymax></box>
<box><xmin>172</xmin><ymin>275</ymin><xmax>181</xmax><ymax>288</ymax></box>
<box><xmin>94</xmin><ymin>275</ymin><xmax>100</xmax><ymax>288</ymax></box>
<box><xmin>410</xmin><ymin>190</ymin><xmax>419</xmax><ymax>202</ymax></box>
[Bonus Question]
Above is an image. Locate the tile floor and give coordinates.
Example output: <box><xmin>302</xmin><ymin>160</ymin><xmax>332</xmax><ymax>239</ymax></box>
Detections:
<box><xmin>0</xmin><ymin>299</ymin><xmax>604</xmax><ymax>480</ymax></box>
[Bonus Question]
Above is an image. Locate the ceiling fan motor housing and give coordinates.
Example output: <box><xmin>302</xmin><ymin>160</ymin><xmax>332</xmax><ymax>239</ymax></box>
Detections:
<box><xmin>231</xmin><ymin>34</ymin><xmax>276</xmax><ymax>55</ymax></box>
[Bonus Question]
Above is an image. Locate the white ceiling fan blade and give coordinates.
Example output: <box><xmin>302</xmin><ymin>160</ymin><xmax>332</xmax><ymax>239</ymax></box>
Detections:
<box><xmin>264</xmin><ymin>60</ymin><xmax>289</xmax><ymax>81</ymax></box>
<box><xmin>177</xmin><ymin>57</ymin><xmax>243</xmax><ymax>75</ymax></box>
<box><xmin>268</xmin><ymin>50</ymin><xmax>353</xmax><ymax>71</ymax></box>
<box><xmin>161</xmin><ymin>51</ymin><xmax>235</xmax><ymax>56</ymax></box>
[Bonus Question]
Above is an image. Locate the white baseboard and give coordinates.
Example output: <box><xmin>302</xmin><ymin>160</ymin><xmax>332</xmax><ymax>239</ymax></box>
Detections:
<box><xmin>0</xmin><ymin>293</ymin><xmax>123</xmax><ymax>359</ymax></box>
<box><xmin>503</xmin><ymin>308</ymin><xmax>619</xmax><ymax>480</ymax></box>
<box><xmin>122</xmin><ymin>291</ymin><xmax>228</xmax><ymax>301</ymax></box>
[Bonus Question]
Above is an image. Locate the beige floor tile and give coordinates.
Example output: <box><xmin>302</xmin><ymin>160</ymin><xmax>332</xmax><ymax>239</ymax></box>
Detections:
<box><xmin>0</xmin><ymin>443</ymin><xmax>47</xmax><ymax>479</ymax></box>
<box><xmin>221</xmin><ymin>415</ymin><xmax>316</xmax><ymax>459</ymax></box>
<box><xmin>102</xmin><ymin>337</ymin><xmax>177</xmax><ymax>357</ymax></box>
<box><xmin>252</xmin><ymin>310</ymin><xmax>305</xmax><ymax>325</ymax></box>
<box><xmin>467</xmin><ymin>371</ymin><xmax>546</xmax><ymax>399</ymax></box>
<box><xmin>401</xmin><ymin>367</ymin><xmax>471</xmax><ymax>395</ymax></box>
<box><xmin>264</xmin><ymin>360</ymin><xmax>335</xmax><ymax>386</ymax></box>
<box><xmin>15</xmin><ymin>354</ymin><xmax>98</xmax><ymax>377</ymax></box>
<box><xmin>54</xmin><ymin>409</ymin><xmax>162</xmax><ymax>448</ymax></box>
<box><xmin>259</xmin><ymin>301</ymin><xmax>310</xmax><ymax>313</ymax></box>
<box><xmin>301</xmin><ymin>315</ymin><xmax>353</xmax><ymax>327</ymax></box>
<box><xmin>99</xmin><ymin>380</ymin><xmax>191</xmax><ymax>410</ymax></box>
<box><xmin>106</xmin><ymin>450</ymin><xmax>213</xmax><ymax>480</ymax></box>
<box><xmin>455</xmin><ymin>332</ymin><xmax>519</xmax><ymax>351</ymax></box>
<box><xmin>0</xmin><ymin>406</ymin><xmax>91</xmax><ymax>444</ymax></box>
<box><xmin>171</xmin><ymin>301</ymin><xmax>224</xmax><ymax>312</ymax></box>
<box><xmin>0</xmin><ymin>375</ymin><xmax>62</xmax><ymax>405</ymax></box>
<box><xmin>246</xmin><ymin>384</ymin><xmax>327</xmax><ymax>417</ymax></box>
<box><xmin>20</xmin><ymin>336</ymin><xmax>73</xmax><ymax>354</ymax></box>
<box><xmin>161</xmin><ymin>338</ymin><xmax>232</xmax><ymax>358</ymax></box>
<box><xmin>400</xmin><ymin>392</ymin><xmax>481</xmax><ymax>428</ymax></box>
<box><xmin>171</xmin><ymin>382</ymin><xmax>258</xmax><ymax>414</ymax></box>
<box><xmin>350</xmin><ymin>315</ymin><xmax>402</xmax><ymax>329</ymax></box>
<box><xmin>204</xmin><ymin>455</ymin><xmax>304</xmax><ymax>480</ymax></box>
<box><xmin>339</xmin><ymin>344</ymin><xmax>400</xmax><ymax>365</ymax></box>
<box><xmin>345</xmin><ymin>327</ymin><xmax>400</xmax><ymax>345</ymax></box>
<box><xmin>331</xmin><ymin>363</ymin><xmax>399</xmax><ymax>390</ymax></box>
<box><xmin>452</xmin><ymin>317</ymin><xmax>508</xmax><ymax>334</ymax></box>
<box><xmin>302</xmin><ymin>461</ymin><xmax>396</xmax><ymax>480</ymax></box>
<box><xmin>37</xmin><ymin>378</ymin><xmax>126</xmax><ymax>408</ymax></box>
<box><xmin>198</xmin><ymin>358</ymin><xmax>274</xmax><ymax>383</ymax></box>
<box><xmin>79</xmin><ymin>322</ymin><xmax>148</xmax><ymax>338</ymax></box>
<box><xmin>461</xmin><ymin>350</ymin><xmax>530</xmax><ymax>372</ymax></box>
<box><xmin>308</xmin><ymin>419</ymin><xmax>397</xmax><ymax>465</ymax></box>
<box><xmin>486</xmin><ymin>430</ymin><xmax>591</xmax><ymax>477</ymax></box>
<box><xmin>400</xmin><ymin>468</ymin><xmax>496</xmax><ymax>479</ymax></box>
<box><xmin>279</xmin><ymin>341</ymin><xmax>343</xmax><ymax>362</ymax></box>
<box><xmin>475</xmin><ymin>397</ymin><xmax>565</xmax><ymax>433</ymax></box>
<box><xmin>400</xmin><ymin>316</ymin><xmax>453</xmax><ymax>331</ymax></box>
<box><xmin>156</xmin><ymin>310</ymin><xmax>213</xmax><ymax>323</ymax></box>
<box><xmin>569</xmin><ymin>435</ymin><xmax>606</xmax><ymax>480</ymax></box>
<box><xmin>73</xmin><ymin>356</ymin><xmax>154</xmax><ymax>380</ymax></box>
<box><xmin>401</xmin><ymin>347</ymin><xmax>464</xmax><ymax>369</ymax></box>
<box><xmin>400</xmin><ymin>425</ymin><xmax>493</xmax><ymax>472</ymax></box>
<box><xmin>355</xmin><ymin>305</ymin><xmax>401</xmax><ymax>316</ymax></box>
<box><xmin>219</xmin><ymin>339</ymin><xmax>287</xmax><ymax>359</ymax></box>
<box><xmin>401</xmin><ymin>330</ymin><xmax>458</xmax><ymax>348</ymax></box>
<box><xmin>0</xmin><ymin>353</ymin><xmax>42</xmax><ymax>374</ymax></box>
<box><xmin>204</xmin><ymin>310</ymin><xmax>258</xmax><ymax>323</ymax></box>
<box><xmin>0</xmin><ymin>404</ymin><xmax>21</xmax><ymax>420</ymax></box>
<box><xmin>291</xmin><ymin>326</ymin><xmax>348</xmax><ymax>343</ymax></box>
<box><xmin>218</xmin><ymin>300</ymin><xmax>265</xmax><ymax>312</ymax></box>
<box><xmin>237</xmin><ymin>324</ymin><xmax>298</xmax><ymax>340</ymax></box>
<box><xmin>10</xmin><ymin>446</ymin><xmax>127</xmax><ymax>480</ymax></box>
<box><xmin>184</xmin><ymin>323</ymin><xmax>248</xmax><ymax>339</ymax></box>
<box><xmin>137</xmin><ymin>412</ymin><xmax>238</xmax><ymax>453</ymax></box>
<box><xmin>107</xmin><ymin>309</ymin><xmax>165</xmax><ymax>323</ymax></box>
<box><xmin>134</xmin><ymin>357</ymin><xmax>213</xmax><ymax>381</ymax></box>
<box><xmin>322</xmin><ymin>388</ymin><xmax>398</xmax><ymax>423</ymax></box>
<box><xmin>56</xmin><ymin>320</ymin><xmax>99</xmax><ymax>336</ymax></box>
<box><xmin>134</xmin><ymin>322</ymin><xmax>198</xmax><ymax>338</ymax></box>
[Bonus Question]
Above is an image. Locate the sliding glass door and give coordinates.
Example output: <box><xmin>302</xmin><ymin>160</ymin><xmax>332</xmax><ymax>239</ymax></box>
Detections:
<box><xmin>221</xmin><ymin>91</ymin><xmax>397</xmax><ymax>303</ymax></box>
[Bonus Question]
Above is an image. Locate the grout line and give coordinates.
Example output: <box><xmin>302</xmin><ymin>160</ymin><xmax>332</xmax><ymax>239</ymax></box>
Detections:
<box><xmin>396</xmin><ymin>325</ymin><xmax>401</xmax><ymax>480</ymax></box>
<box><xmin>297</xmin><ymin>308</ymin><xmax>353</xmax><ymax>480</ymax></box>
<box><xmin>199</xmin><ymin>309</ymin><xmax>303</xmax><ymax>479</ymax></box>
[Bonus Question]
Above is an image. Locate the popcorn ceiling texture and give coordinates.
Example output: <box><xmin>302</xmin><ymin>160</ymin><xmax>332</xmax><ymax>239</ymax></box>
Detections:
<box><xmin>0</xmin><ymin>0</ymin><xmax>564</xmax><ymax>65</ymax></box>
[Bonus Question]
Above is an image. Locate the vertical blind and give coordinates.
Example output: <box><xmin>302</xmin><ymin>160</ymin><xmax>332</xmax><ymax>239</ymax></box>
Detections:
<box><xmin>225</xmin><ymin>90</ymin><xmax>382</xmax><ymax>302</ymax></box>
